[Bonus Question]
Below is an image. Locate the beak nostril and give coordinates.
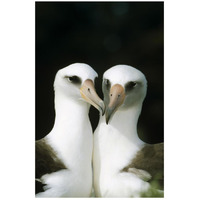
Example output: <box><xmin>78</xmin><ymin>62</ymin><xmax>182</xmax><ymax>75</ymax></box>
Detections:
<box><xmin>118</xmin><ymin>94</ymin><xmax>120</xmax><ymax>98</ymax></box>
<box><xmin>110</xmin><ymin>94</ymin><xmax>113</xmax><ymax>96</ymax></box>
<box><xmin>88</xmin><ymin>88</ymin><xmax>90</xmax><ymax>93</ymax></box>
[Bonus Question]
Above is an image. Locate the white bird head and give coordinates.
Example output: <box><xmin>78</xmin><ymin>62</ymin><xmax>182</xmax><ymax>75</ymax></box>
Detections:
<box><xmin>54</xmin><ymin>63</ymin><xmax>105</xmax><ymax>114</ymax></box>
<box><xmin>102</xmin><ymin>65</ymin><xmax>147</xmax><ymax>124</ymax></box>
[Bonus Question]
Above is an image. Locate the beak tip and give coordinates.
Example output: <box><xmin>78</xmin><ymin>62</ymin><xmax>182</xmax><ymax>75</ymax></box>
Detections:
<box><xmin>100</xmin><ymin>101</ymin><xmax>105</xmax><ymax>116</ymax></box>
<box><xmin>102</xmin><ymin>108</ymin><xmax>105</xmax><ymax>116</ymax></box>
<box><xmin>105</xmin><ymin>113</ymin><xmax>110</xmax><ymax>125</ymax></box>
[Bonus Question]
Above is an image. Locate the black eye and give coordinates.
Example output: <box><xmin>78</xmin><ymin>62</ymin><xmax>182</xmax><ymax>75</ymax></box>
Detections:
<box><xmin>104</xmin><ymin>79</ymin><xmax>111</xmax><ymax>90</ymax></box>
<box><xmin>125</xmin><ymin>81</ymin><xmax>137</xmax><ymax>92</ymax></box>
<box><xmin>65</xmin><ymin>76</ymin><xmax>81</xmax><ymax>84</ymax></box>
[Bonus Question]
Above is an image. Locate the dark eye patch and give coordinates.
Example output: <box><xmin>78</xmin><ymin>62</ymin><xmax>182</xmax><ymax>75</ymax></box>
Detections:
<box><xmin>125</xmin><ymin>81</ymin><xmax>137</xmax><ymax>92</ymax></box>
<box><xmin>104</xmin><ymin>79</ymin><xmax>111</xmax><ymax>90</ymax></box>
<box><xmin>65</xmin><ymin>75</ymin><xmax>81</xmax><ymax>85</ymax></box>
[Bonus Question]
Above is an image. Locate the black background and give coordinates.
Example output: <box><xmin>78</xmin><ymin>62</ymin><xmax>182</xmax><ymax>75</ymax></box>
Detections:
<box><xmin>36</xmin><ymin>2</ymin><xmax>164</xmax><ymax>144</ymax></box>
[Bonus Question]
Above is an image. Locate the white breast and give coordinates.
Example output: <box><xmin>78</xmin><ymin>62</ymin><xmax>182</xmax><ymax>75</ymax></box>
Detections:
<box><xmin>93</xmin><ymin>116</ymin><xmax>146</xmax><ymax>197</ymax></box>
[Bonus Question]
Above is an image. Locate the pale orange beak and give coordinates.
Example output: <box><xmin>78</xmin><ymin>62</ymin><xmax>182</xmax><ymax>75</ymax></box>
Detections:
<box><xmin>105</xmin><ymin>84</ymin><xmax>125</xmax><ymax>124</ymax></box>
<box><xmin>80</xmin><ymin>79</ymin><xmax>105</xmax><ymax>115</ymax></box>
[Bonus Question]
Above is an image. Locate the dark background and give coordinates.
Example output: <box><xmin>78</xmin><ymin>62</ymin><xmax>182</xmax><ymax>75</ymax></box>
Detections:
<box><xmin>36</xmin><ymin>2</ymin><xmax>164</xmax><ymax>144</ymax></box>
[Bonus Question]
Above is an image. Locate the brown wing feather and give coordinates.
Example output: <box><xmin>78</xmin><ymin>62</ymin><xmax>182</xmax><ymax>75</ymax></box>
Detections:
<box><xmin>123</xmin><ymin>143</ymin><xmax>164</xmax><ymax>190</ymax></box>
<box><xmin>35</xmin><ymin>138</ymin><xmax>67</xmax><ymax>179</ymax></box>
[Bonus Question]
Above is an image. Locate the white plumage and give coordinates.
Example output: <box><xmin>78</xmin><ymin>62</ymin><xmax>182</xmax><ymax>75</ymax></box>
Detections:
<box><xmin>36</xmin><ymin>63</ymin><xmax>104</xmax><ymax>197</ymax></box>
<box><xmin>93</xmin><ymin>65</ymin><xmax>163</xmax><ymax>197</ymax></box>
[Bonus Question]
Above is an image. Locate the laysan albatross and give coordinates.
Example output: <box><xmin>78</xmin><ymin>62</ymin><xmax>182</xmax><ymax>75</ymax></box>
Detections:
<box><xmin>93</xmin><ymin>65</ymin><xmax>163</xmax><ymax>197</ymax></box>
<box><xmin>36</xmin><ymin>63</ymin><xmax>104</xmax><ymax>197</ymax></box>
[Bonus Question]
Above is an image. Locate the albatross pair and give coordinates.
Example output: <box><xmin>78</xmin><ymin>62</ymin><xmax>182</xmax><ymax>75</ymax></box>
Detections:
<box><xmin>36</xmin><ymin>63</ymin><xmax>164</xmax><ymax>197</ymax></box>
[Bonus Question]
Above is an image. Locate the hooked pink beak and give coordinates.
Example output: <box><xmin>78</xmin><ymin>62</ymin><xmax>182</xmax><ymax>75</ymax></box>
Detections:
<box><xmin>105</xmin><ymin>84</ymin><xmax>125</xmax><ymax>124</ymax></box>
<box><xmin>80</xmin><ymin>79</ymin><xmax>105</xmax><ymax>115</ymax></box>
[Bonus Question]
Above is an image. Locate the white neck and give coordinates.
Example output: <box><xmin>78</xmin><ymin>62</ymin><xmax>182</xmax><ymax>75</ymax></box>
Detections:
<box><xmin>54</xmin><ymin>90</ymin><xmax>89</xmax><ymax>129</ymax></box>
<box><xmin>110</xmin><ymin>104</ymin><xmax>144</xmax><ymax>143</ymax></box>
<box><xmin>47</xmin><ymin>90</ymin><xmax>93</xmax><ymax>172</ymax></box>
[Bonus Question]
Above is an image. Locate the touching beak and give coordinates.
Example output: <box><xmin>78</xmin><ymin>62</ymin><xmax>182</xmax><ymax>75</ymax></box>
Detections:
<box><xmin>105</xmin><ymin>84</ymin><xmax>125</xmax><ymax>124</ymax></box>
<box><xmin>80</xmin><ymin>79</ymin><xmax>105</xmax><ymax>115</ymax></box>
